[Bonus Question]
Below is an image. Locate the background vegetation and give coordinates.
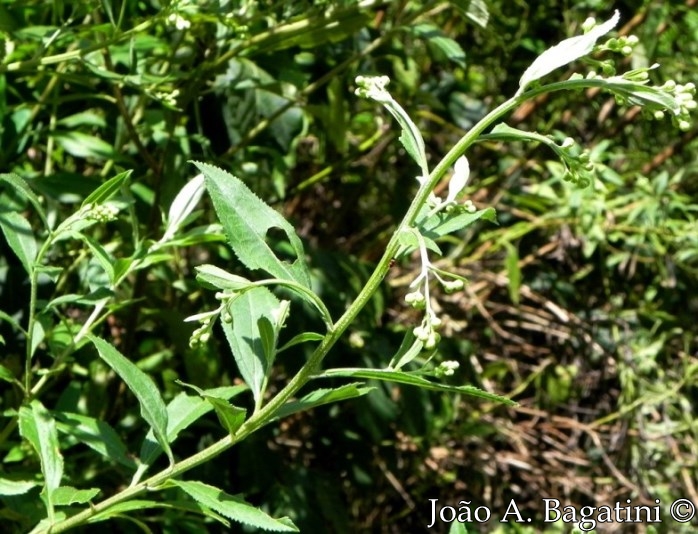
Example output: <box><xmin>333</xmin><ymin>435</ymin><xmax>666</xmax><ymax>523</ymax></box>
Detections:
<box><xmin>1</xmin><ymin>0</ymin><xmax>697</xmax><ymax>532</ymax></box>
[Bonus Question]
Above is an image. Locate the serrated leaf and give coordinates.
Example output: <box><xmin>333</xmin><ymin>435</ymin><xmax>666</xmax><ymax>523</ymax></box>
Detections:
<box><xmin>0</xmin><ymin>210</ymin><xmax>37</xmax><ymax>275</ymax></box>
<box><xmin>274</xmin><ymin>383</ymin><xmax>374</xmax><ymax>420</ymax></box>
<box><xmin>221</xmin><ymin>287</ymin><xmax>282</xmax><ymax>404</ymax></box>
<box><xmin>87</xmin><ymin>335</ymin><xmax>172</xmax><ymax>465</ymax></box>
<box><xmin>193</xmin><ymin>161</ymin><xmax>310</xmax><ymax>288</ymax></box>
<box><xmin>18</xmin><ymin>400</ymin><xmax>64</xmax><ymax>517</ymax></box>
<box><xmin>319</xmin><ymin>368</ymin><xmax>516</xmax><ymax>405</ymax></box>
<box><xmin>54</xmin><ymin>412</ymin><xmax>136</xmax><ymax>469</ymax></box>
<box><xmin>51</xmin><ymin>486</ymin><xmax>100</xmax><ymax>506</ymax></box>
<box><xmin>173</xmin><ymin>480</ymin><xmax>298</xmax><ymax>532</ymax></box>
<box><xmin>81</xmin><ymin>170</ymin><xmax>132</xmax><ymax>208</ymax></box>
<box><xmin>0</xmin><ymin>478</ymin><xmax>37</xmax><ymax>496</ymax></box>
<box><xmin>518</xmin><ymin>10</ymin><xmax>620</xmax><ymax>95</ymax></box>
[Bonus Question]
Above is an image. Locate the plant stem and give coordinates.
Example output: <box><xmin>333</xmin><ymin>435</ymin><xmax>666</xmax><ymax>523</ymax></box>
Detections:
<box><xmin>44</xmin><ymin>89</ymin><xmax>527</xmax><ymax>534</ymax></box>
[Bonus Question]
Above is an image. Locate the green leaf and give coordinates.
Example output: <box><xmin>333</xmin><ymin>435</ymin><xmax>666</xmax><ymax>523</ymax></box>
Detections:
<box><xmin>18</xmin><ymin>400</ymin><xmax>64</xmax><ymax>516</ymax></box>
<box><xmin>54</xmin><ymin>412</ymin><xmax>136</xmax><ymax>469</ymax></box>
<box><xmin>0</xmin><ymin>309</ymin><xmax>25</xmax><ymax>335</ymax></box>
<box><xmin>274</xmin><ymin>383</ymin><xmax>374</xmax><ymax>420</ymax></box>
<box><xmin>388</xmin><ymin>331</ymin><xmax>424</xmax><ymax>370</ymax></box>
<box><xmin>51</xmin><ymin>486</ymin><xmax>100</xmax><ymax>506</ymax></box>
<box><xmin>52</xmin><ymin>131</ymin><xmax>117</xmax><ymax>160</ymax></box>
<box><xmin>319</xmin><ymin>368</ymin><xmax>516</xmax><ymax>405</ymax></box>
<box><xmin>87</xmin><ymin>499</ymin><xmax>230</xmax><ymax>526</ymax></box>
<box><xmin>277</xmin><ymin>331</ymin><xmax>323</xmax><ymax>353</ymax></box>
<box><xmin>451</xmin><ymin>0</ymin><xmax>489</xmax><ymax>28</ymax></box>
<box><xmin>194</xmin><ymin>264</ymin><xmax>252</xmax><ymax>291</ymax></box>
<box><xmin>0</xmin><ymin>210</ymin><xmax>37</xmax><ymax>275</ymax></box>
<box><xmin>136</xmin><ymin>386</ymin><xmax>247</xmax><ymax>479</ymax></box>
<box><xmin>70</xmin><ymin>232</ymin><xmax>115</xmax><ymax>285</ymax></box>
<box><xmin>193</xmin><ymin>161</ymin><xmax>311</xmax><ymax>288</ymax></box>
<box><xmin>0</xmin><ymin>478</ymin><xmax>38</xmax><ymax>496</ymax></box>
<box><xmin>162</xmin><ymin>173</ymin><xmax>206</xmax><ymax>243</ymax></box>
<box><xmin>173</xmin><ymin>480</ymin><xmax>299</xmax><ymax>532</ymax></box>
<box><xmin>0</xmin><ymin>363</ymin><xmax>16</xmax><ymax>383</ymax></box>
<box><xmin>449</xmin><ymin>521</ymin><xmax>470</xmax><ymax>534</ymax></box>
<box><xmin>221</xmin><ymin>287</ymin><xmax>283</xmax><ymax>404</ymax></box>
<box><xmin>420</xmin><ymin>206</ymin><xmax>498</xmax><ymax>238</ymax></box>
<box><xmin>411</xmin><ymin>24</ymin><xmax>466</xmax><ymax>67</ymax></box>
<box><xmin>0</xmin><ymin>173</ymin><xmax>49</xmax><ymax>229</ymax></box>
<box><xmin>81</xmin><ymin>170</ymin><xmax>132</xmax><ymax>208</ymax></box>
<box><xmin>518</xmin><ymin>10</ymin><xmax>620</xmax><ymax>95</ymax></box>
<box><xmin>87</xmin><ymin>335</ymin><xmax>173</xmax><ymax>466</ymax></box>
<box><xmin>175</xmin><ymin>382</ymin><xmax>247</xmax><ymax>434</ymax></box>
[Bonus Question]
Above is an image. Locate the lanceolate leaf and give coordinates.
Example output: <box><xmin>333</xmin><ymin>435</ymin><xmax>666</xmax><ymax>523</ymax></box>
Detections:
<box><xmin>81</xmin><ymin>170</ymin><xmax>132</xmax><ymax>208</ymax></box>
<box><xmin>87</xmin><ymin>335</ymin><xmax>173</xmax><ymax>465</ymax></box>
<box><xmin>0</xmin><ymin>210</ymin><xmax>37</xmax><ymax>275</ymax></box>
<box><xmin>518</xmin><ymin>10</ymin><xmax>620</xmax><ymax>95</ymax></box>
<box><xmin>193</xmin><ymin>161</ymin><xmax>311</xmax><ymax>288</ymax></box>
<box><xmin>273</xmin><ymin>383</ymin><xmax>374</xmax><ymax>421</ymax></box>
<box><xmin>221</xmin><ymin>287</ymin><xmax>283</xmax><ymax>404</ymax></box>
<box><xmin>173</xmin><ymin>480</ymin><xmax>298</xmax><ymax>532</ymax></box>
<box><xmin>0</xmin><ymin>173</ymin><xmax>49</xmax><ymax>229</ymax></box>
<box><xmin>319</xmin><ymin>368</ymin><xmax>516</xmax><ymax>405</ymax></box>
<box><xmin>18</xmin><ymin>400</ymin><xmax>64</xmax><ymax>517</ymax></box>
<box><xmin>54</xmin><ymin>412</ymin><xmax>136</xmax><ymax>469</ymax></box>
<box><xmin>420</xmin><ymin>207</ymin><xmax>497</xmax><ymax>238</ymax></box>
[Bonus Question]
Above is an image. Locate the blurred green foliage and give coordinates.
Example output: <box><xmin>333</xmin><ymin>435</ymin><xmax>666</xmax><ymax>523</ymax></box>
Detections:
<box><xmin>0</xmin><ymin>0</ymin><xmax>697</xmax><ymax>532</ymax></box>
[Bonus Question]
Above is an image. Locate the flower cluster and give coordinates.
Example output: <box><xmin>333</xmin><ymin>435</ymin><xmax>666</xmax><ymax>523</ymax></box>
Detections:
<box><xmin>405</xmin><ymin>235</ymin><xmax>466</xmax><ymax>351</ymax></box>
<box><xmin>186</xmin><ymin>291</ymin><xmax>235</xmax><ymax>347</ymax></box>
<box><xmin>154</xmin><ymin>88</ymin><xmax>180</xmax><ymax>108</ymax></box>
<box><xmin>86</xmin><ymin>203</ymin><xmax>119</xmax><ymax>222</ymax></box>
<box><xmin>354</xmin><ymin>75</ymin><xmax>392</xmax><ymax>103</ymax></box>
<box><xmin>655</xmin><ymin>80</ymin><xmax>696</xmax><ymax>131</ymax></box>
<box><xmin>557</xmin><ymin>136</ymin><xmax>594</xmax><ymax>188</ymax></box>
<box><xmin>434</xmin><ymin>360</ymin><xmax>460</xmax><ymax>378</ymax></box>
<box><xmin>167</xmin><ymin>13</ymin><xmax>190</xmax><ymax>30</ymax></box>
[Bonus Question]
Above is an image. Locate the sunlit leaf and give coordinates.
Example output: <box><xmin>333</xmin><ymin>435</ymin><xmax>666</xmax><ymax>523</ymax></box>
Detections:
<box><xmin>274</xmin><ymin>383</ymin><xmax>374</xmax><ymax>420</ymax></box>
<box><xmin>0</xmin><ymin>210</ymin><xmax>37</xmax><ymax>275</ymax></box>
<box><xmin>518</xmin><ymin>10</ymin><xmax>620</xmax><ymax>94</ymax></box>
<box><xmin>173</xmin><ymin>480</ymin><xmax>299</xmax><ymax>532</ymax></box>
<box><xmin>18</xmin><ymin>400</ymin><xmax>64</xmax><ymax>516</ymax></box>
<box><xmin>319</xmin><ymin>368</ymin><xmax>516</xmax><ymax>404</ymax></box>
<box><xmin>221</xmin><ymin>287</ymin><xmax>282</xmax><ymax>404</ymax></box>
<box><xmin>87</xmin><ymin>336</ymin><xmax>173</xmax><ymax>465</ymax></box>
<box><xmin>194</xmin><ymin>161</ymin><xmax>311</xmax><ymax>288</ymax></box>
